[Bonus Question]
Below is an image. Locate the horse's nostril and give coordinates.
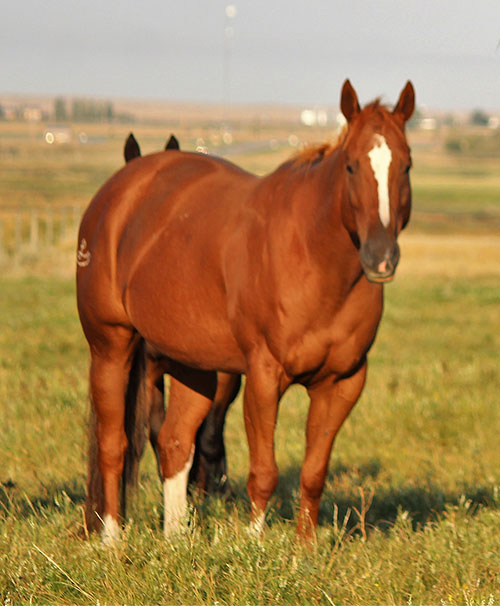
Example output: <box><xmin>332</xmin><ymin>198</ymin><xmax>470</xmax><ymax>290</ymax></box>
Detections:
<box><xmin>377</xmin><ymin>260</ymin><xmax>389</xmax><ymax>274</ymax></box>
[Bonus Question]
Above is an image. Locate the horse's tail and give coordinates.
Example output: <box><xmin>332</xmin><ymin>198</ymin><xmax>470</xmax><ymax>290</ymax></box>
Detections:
<box><xmin>85</xmin><ymin>404</ymin><xmax>104</xmax><ymax>534</ymax></box>
<box><xmin>84</xmin><ymin>339</ymin><xmax>150</xmax><ymax>534</ymax></box>
<box><xmin>121</xmin><ymin>338</ymin><xmax>150</xmax><ymax>517</ymax></box>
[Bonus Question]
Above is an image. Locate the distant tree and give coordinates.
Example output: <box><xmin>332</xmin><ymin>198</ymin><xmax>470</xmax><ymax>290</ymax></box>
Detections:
<box><xmin>0</xmin><ymin>104</ymin><xmax>4</xmax><ymax>120</ymax></box>
<box><xmin>54</xmin><ymin>97</ymin><xmax>67</xmax><ymax>121</ymax></box>
<box><xmin>470</xmin><ymin>109</ymin><xmax>489</xmax><ymax>126</ymax></box>
<box><xmin>72</xmin><ymin>99</ymin><xmax>86</xmax><ymax>121</ymax></box>
<box><xmin>70</xmin><ymin>98</ymin><xmax>114</xmax><ymax>122</ymax></box>
<box><xmin>106</xmin><ymin>102</ymin><xmax>114</xmax><ymax>122</ymax></box>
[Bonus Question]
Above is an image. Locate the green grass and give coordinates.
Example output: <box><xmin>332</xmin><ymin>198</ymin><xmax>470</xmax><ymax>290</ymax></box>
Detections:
<box><xmin>0</xmin><ymin>273</ymin><xmax>499</xmax><ymax>605</ymax></box>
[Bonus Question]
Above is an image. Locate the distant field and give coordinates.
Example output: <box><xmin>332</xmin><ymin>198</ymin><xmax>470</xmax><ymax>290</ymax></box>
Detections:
<box><xmin>2</xmin><ymin>118</ymin><xmax>499</xmax><ymax>277</ymax></box>
<box><xmin>409</xmin><ymin>146</ymin><xmax>500</xmax><ymax>234</ymax></box>
<box><xmin>1</xmin><ymin>119</ymin><xmax>500</xmax><ymax>233</ymax></box>
<box><xmin>0</xmin><ymin>116</ymin><xmax>499</xmax><ymax>604</ymax></box>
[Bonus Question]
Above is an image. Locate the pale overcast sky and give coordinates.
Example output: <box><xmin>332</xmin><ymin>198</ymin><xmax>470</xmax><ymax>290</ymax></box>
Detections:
<box><xmin>2</xmin><ymin>0</ymin><xmax>500</xmax><ymax>110</ymax></box>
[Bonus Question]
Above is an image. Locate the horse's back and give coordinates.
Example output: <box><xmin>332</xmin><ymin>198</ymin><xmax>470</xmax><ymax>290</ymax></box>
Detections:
<box><xmin>80</xmin><ymin>151</ymin><xmax>253</xmax><ymax>246</ymax></box>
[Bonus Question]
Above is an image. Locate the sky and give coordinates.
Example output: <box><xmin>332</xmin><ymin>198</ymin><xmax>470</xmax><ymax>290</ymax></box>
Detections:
<box><xmin>2</xmin><ymin>0</ymin><xmax>500</xmax><ymax>111</ymax></box>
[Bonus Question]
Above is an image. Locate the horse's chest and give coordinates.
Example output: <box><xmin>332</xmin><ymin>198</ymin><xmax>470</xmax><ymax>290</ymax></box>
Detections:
<box><xmin>281</xmin><ymin>283</ymin><xmax>383</xmax><ymax>381</ymax></box>
<box><xmin>322</xmin><ymin>306</ymin><xmax>382</xmax><ymax>376</ymax></box>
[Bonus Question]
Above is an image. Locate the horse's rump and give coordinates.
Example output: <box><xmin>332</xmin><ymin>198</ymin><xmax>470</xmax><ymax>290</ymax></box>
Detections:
<box><xmin>78</xmin><ymin>151</ymin><xmax>255</xmax><ymax>372</ymax></box>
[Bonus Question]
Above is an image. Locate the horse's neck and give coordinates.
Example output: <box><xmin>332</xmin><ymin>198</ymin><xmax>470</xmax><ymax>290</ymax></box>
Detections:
<box><xmin>256</xmin><ymin>151</ymin><xmax>365</xmax><ymax>297</ymax></box>
<box><xmin>293</xmin><ymin>152</ymin><xmax>363</xmax><ymax>283</ymax></box>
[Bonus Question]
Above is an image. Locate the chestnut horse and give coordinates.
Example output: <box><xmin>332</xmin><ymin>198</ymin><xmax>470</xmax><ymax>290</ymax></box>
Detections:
<box><xmin>77</xmin><ymin>79</ymin><xmax>414</xmax><ymax>542</ymax></box>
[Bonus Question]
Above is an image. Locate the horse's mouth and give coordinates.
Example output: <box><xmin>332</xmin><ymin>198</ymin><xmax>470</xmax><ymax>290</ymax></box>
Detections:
<box><xmin>360</xmin><ymin>242</ymin><xmax>400</xmax><ymax>285</ymax></box>
<box><xmin>363</xmin><ymin>268</ymin><xmax>396</xmax><ymax>283</ymax></box>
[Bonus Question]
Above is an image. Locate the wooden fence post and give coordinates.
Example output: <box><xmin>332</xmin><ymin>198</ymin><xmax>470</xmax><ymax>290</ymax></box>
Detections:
<box><xmin>30</xmin><ymin>211</ymin><xmax>39</xmax><ymax>250</ymax></box>
<box><xmin>73</xmin><ymin>205</ymin><xmax>80</xmax><ymax>235</ymax></box>
<box><xmin>46</xmin><ymin>208</ymin><xmax>54</xmax><ymax>247</ymax></box>
<box><xmin>0</xmin><ymin>206</ymin><xmax>81</xmax><ymax>256</ymax></box>
<box><xmin>15</xmin><ymin>213</ymin><xmax>22</xmax><ymax>250</ymax></box>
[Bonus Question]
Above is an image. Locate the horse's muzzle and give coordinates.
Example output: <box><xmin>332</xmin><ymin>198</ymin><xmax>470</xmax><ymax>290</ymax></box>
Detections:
<box><xmin>360</xmin><ymin>239</ymin><xmax>400</xmax><ymax>283</ymax></box>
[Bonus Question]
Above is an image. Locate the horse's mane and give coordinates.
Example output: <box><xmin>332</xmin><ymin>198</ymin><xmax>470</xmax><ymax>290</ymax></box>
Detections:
<box><xmin>289</xmin><ymin>98</ymin><xmax>388</xmax><ymax>169</ymax></box>
<box><xmin>289</xmin><ymin>130</ymin><xmax>345</xmax><ymax>170</ymax></box>
<box><xmin>358</xmin><ymin>98</ymin><xmax>390</xmax><ymax>127</ymax></box>
<box><xmin>291</xmin><ymin>141</ymin><xmax>337</xmax><ymax>167</ymax></box>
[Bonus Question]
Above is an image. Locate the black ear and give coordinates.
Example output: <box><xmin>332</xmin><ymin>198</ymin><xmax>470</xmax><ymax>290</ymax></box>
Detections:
<box><xmin>124</xmin><ymin>133</ymin><xmax>141</xmax><ymax>163</ymax></box>
<box><xmin>340</xmin><ymin>79</ymin><xmax>360</xmax><ymax>122</ymax></box>
<box><xmin>165</xmin><ymin>134</ymin><xmax>180</xmax><ymax>150</ymax></box>
<box><xmin>393</xmin><ymin>81</ymin><xmax>415</xmax><ymax>123</ymax></box>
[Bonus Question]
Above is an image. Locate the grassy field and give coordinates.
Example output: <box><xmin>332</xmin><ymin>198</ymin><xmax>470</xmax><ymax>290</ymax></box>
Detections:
<box><xmin>0</xmin><ymin>117</ymin><xmax>499</xmax><ymax>604</ymax></box>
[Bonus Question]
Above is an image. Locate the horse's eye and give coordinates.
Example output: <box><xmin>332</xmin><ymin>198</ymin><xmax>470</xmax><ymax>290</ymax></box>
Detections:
<box><xmin>346</xmin><ymin>164</ymin><xmax>354</xmax><ymax>174</ymax></box>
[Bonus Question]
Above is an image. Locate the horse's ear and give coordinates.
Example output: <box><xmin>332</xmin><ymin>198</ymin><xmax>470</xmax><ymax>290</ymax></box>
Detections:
<box><xmin>393</xmin><ymin>81</ymin><xmax>415</xmax><ymax>123</ymax></box>
<box><xmin>340</xmin><ymin>79</ymin><xmax>360</xmax><ymax>122</ymax></box>
<box><xmin>124</xmin><ymin>133</ymin><xmax>141</xmax><ymax>163</ymax></box>
<box><xmin>165</xmin><ymin>134</ymin><xmax>180</xmax><ymax>150</ymax></box>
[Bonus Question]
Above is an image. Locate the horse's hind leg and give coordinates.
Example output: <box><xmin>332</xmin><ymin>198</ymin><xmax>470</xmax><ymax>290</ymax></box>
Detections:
<box><xmin>189</xmin><ymin>372</ymin><xmax>241</xmax><ymax>496</ymax></box>
<box><xmin>85</xmin><ymin>327</ymin><xmax>137</xmax><ymax>543</ymax></box>
<box><xmin>157</xmin><ymin>368</ymin><xmax>216</xmax><ymax>537</ymax></box>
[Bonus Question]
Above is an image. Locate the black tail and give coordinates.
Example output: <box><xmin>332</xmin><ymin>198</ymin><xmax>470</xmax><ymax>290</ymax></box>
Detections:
<box><xmin>120</xmin><ymin>339</ymin><xmax>150</xmax><ymax>518</ymax></box>
<box><xmin>84</xmin><ymin>404</ymin><xmax>105</xmax><ymax>534</ymax></box>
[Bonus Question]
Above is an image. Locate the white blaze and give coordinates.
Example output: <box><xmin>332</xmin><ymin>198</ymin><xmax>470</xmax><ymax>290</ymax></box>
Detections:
<box><xmin>368</xmin><ymin>134</ymin><xmax>392</xmax><ymax>228</ymax></box>
<box><xmin>163</xmin><ymin>445</ymin><xmax>194</xmax><ymax>537</ymax></box>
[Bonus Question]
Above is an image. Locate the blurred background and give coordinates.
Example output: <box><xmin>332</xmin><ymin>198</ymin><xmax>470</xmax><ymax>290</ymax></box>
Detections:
<box><xmin>1</xmin><ymin>0</ymin><xmax>500</xmax><ymax>274</ymax></box>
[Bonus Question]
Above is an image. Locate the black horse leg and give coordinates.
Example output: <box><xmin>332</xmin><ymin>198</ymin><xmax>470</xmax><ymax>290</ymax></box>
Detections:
<box><xmin>148</xmin><ymin>374</ymin><xmax>166</xmax><ymax>480</ymax></box>
<box><xmin>189</xmin><ymin>373</ymin><xmax>241</xmax><ymax>496</ymax></box>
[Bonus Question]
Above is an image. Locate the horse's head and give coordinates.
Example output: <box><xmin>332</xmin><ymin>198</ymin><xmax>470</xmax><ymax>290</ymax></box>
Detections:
<box><xmin>339</xmin><ymin>79</ymin><xmax>415</xmax><ymax>283</ymax></box>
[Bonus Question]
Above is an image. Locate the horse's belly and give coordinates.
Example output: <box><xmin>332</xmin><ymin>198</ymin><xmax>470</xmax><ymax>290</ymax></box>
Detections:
<box><xmin>125</xmin><ymin>267</ymin><xmax>245</xmax><ymax>373</ymax></box>
<box><xmin>144</xmin><ymin>325</ymin><xmax>244</xmax><ymax>373</ymax></box>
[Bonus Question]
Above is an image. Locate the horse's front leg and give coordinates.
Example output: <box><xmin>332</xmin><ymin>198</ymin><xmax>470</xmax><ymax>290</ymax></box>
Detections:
<box><xmin>244</xmin><ymin>355</ymin><xmax>285</xmax><ymax>535</ymax></box>
<box><xmin>298</xmin><ymin>361</ymin><xmax>367</xmax><ymax>540</ymax></box>
<box><xmin>189</xmin><ymin>372</ymin><xmax>241</xmax><ymax>496</ymax></box>
<box><xmin>157</xmin><ymin>370</ymin><xmax>216</xmax><ymax>537</ymax></box>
